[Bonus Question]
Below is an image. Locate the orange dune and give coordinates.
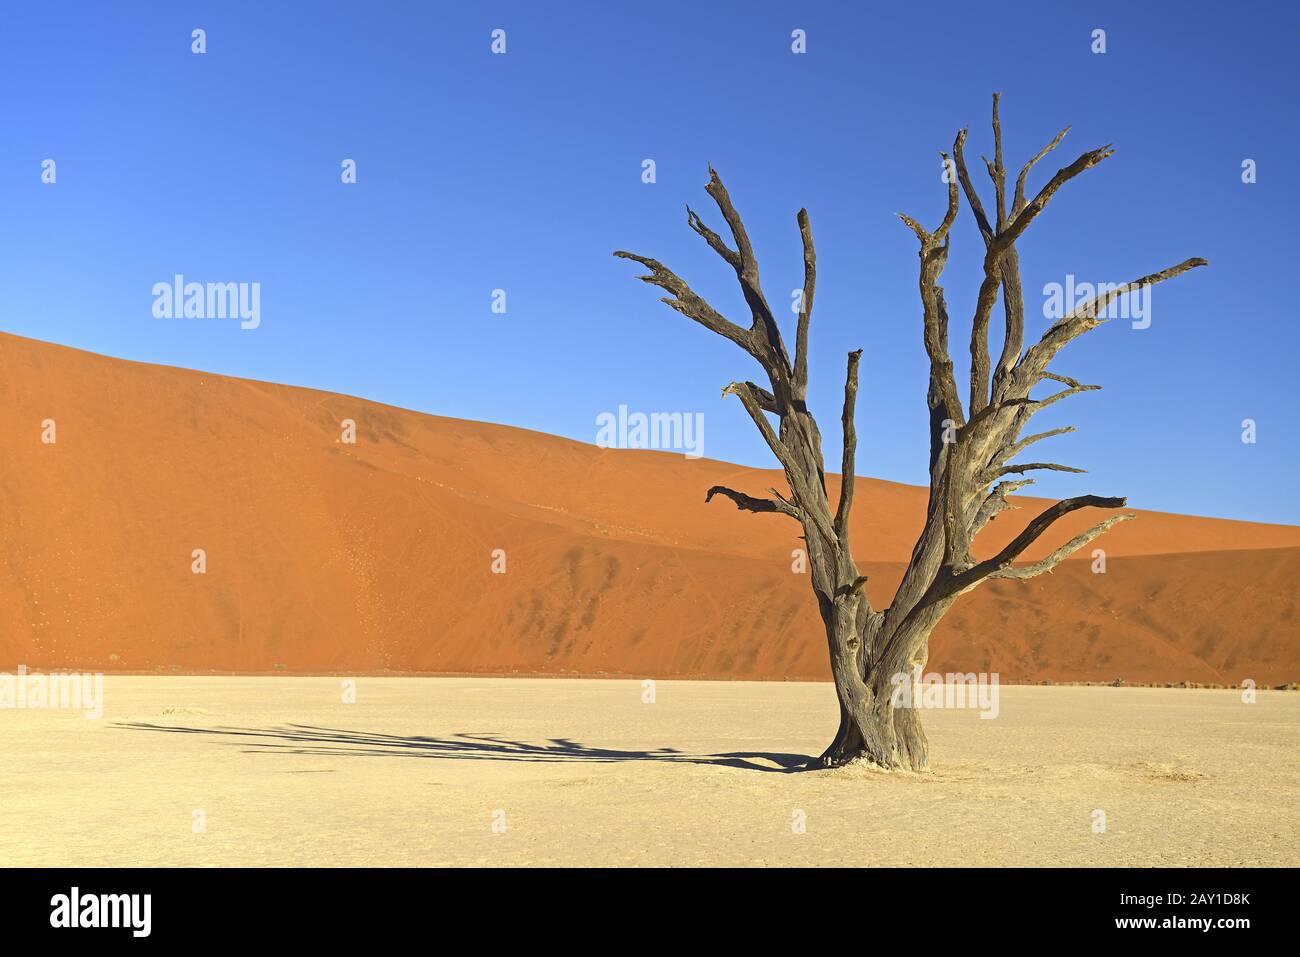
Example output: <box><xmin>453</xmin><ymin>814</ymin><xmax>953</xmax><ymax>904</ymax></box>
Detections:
<box><xmin>1</xmin><ymin>331</ymin><xmax>1297</xmax><ymax>684</ymax></box>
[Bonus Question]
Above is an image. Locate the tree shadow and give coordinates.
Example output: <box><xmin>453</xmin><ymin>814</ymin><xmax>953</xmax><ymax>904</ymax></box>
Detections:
<box><xmin>114</xmin><ymin>722</ymin><xmax>811</xmax><ymax>773</ymax></box>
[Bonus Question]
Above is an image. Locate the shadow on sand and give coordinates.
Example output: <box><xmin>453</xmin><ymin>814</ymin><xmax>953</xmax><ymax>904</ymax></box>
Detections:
<box><xmin>114</xmin><ymin>722</ymin><xmax>811</xmax><ymax>773</ymax></box>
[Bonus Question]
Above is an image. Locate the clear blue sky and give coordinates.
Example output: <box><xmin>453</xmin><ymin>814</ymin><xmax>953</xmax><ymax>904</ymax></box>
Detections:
<box><xmin>3</xmin><ymin>1</ymin><xmax>1296</xmax><ymax>523</ymax></box>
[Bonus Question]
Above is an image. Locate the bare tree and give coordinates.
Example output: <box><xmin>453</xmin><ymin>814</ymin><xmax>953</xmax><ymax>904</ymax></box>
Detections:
<box><xmin>615</xmin><ymin>95</ymin><xmax>1205</xmax><ymax>770</ymax></box>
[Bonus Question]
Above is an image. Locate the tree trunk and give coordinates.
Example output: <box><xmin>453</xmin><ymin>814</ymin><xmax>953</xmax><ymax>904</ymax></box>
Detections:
<box><xmin>815</xmin><ymin>605</ymin><xmax>931</xmax><ymax>771</ymax></box>
<box><xmin>817</xmin><ymin>688</ymin><xmax>930</xmax><ymax>771</ymax></box>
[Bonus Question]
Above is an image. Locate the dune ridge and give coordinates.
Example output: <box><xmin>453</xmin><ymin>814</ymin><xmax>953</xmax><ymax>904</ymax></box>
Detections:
<box><xmin>1</xmin><ymin>331</ymin><xmax>1297</xmax><ymax>684</ymax></box>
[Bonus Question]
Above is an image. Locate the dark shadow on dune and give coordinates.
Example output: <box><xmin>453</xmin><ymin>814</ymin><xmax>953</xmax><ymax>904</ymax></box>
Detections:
<box><xmin>113</xmin><ymin>722</ymin><xmax>811</xmax><ymax>773</ymax></box>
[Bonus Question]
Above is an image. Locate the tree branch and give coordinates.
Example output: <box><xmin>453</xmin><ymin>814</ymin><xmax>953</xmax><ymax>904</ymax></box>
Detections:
<box><xmin>793</xmin><ymin>208</ymin><xmax>816</xmax><ymax>398</ymax></box>
<box><xmin>834</xmin><ymin>350</ymin><xmax>863</xmax><ymax>539</ymax></box>
<box><xmin>989</xmin><ymin>460</ymin><xmax>1086</xmax><ymax>480</ymax></box>
<box><xmin>941</xmin><ymin>494</ymin><xmax>1129</xmax><ymax>596</ymax></box>
<box><xmin>704</xmin><ymin>165</ymin><xmax>758</xmax><ymax>281</ymax></box>
<box><xmin>1031</xmin><ymin>375</ymin><xmax>1101</xmax><ymax>413</ymax></box>
<box><xmin>1016</xmin><ymin>257</ymin><xmax>1208</xmax><ymax>387</ymax></box>
<box><xmin>954</xmin><ymin>125</ymin><xmax>1001</xmax><ymax>416</ymax></box>
<box><xmin>953</xmin><ymin>129</ymin><xmax>994</xmax><ymax>244</ymax></box>
<box><xmin>722</xmin><ymin>381</ymin><xmax>790</xmax><ymax>468</ymax></box>
<box><xmin>686</xmin><ymin>204</ymin><xmax>740</xmax><ymax>270</ymax></box>
<box><xmin>960</xmin><ymin>141</ymin><xmax>1119</xmax><ymax>415</ymax></box>
<box><xmin>1068</xmin><ymin>259</ymin><xmax>1208</xmax><ymax>326</ymax></box>
<box><xmin>997</xmin><ymin>426</ymin><xmax>1076</xmax><ymax>467</ymax></box>
<box><xmin>992</xmin><ymin>119</ymin><xmax>1071</xmax><ymax>403</ymax></box>
<box><xmin>705</xmin><ymin>485</ymin><xmax>800</xmax><ymax>520</ymax></box>
<box><xmin>991</xmin><ymin>374</ymin><xmax>1100</xmax><ymax>422</ymax></box>
<box><xmin>989</xmin><ymin>102</ymin><xmax>1035</xmax><ymax>403</ymax></box>
<box><xmin>988</xmin><ymin>92</ymin><xmax>1007</xmax><ymax>230</ymax></box>
<box><xmin>898</xmin><ymin>149</ymin><xmax>965</xmax><ymax>430</ymax></box>
<box><xmin>1000</xmin><ymin>144</ymin><xmax>1115</xmax><ymax>248</ymax></box>
<box><xmin>969</xmin><ymin>478</ymin><xmax>1034</xmax><ymax>539</ymax></box>
<box><xmin>702</xmin><ymin>166</ymin><xmax>790</xmax><ymax>377</ymax></box>
<box><xmin>612</xmin><ymin>251</ymin><xmax>756</xmax><ymax>354</ymax></box>
<box><xmin>1013</xmin><ymin>125</ymin><xmax>1070</xmax><ymax>214</ymax></box>
<box><xmin>957</xmin><ymin>114</ymin><xmax>1111</xmax><ymax>415</ymax></box>
<box><xmin>989</xmin><ymin>514</ymin><xmax>1134</xmax><ymax>580</ymax></box>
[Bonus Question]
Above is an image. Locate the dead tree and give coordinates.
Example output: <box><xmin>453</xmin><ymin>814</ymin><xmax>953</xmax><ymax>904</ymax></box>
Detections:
<box><xmin>614</xmin><ymin>95</ymin><xmax>1205</xmax><ymax>770</ymax></box>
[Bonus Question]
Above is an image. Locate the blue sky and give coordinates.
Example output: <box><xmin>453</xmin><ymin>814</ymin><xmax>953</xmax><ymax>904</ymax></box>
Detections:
<box><xmin>3</xmin><ymin>1</ymin><xmax>1297</xmax><ymax>523</ymax></box>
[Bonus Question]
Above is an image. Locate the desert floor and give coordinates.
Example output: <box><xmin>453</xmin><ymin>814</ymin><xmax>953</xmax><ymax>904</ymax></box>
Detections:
<box><xmin>1</xmin><ymin>677</ymin><xmax>1295</xmax><ymax>867</ymax></box>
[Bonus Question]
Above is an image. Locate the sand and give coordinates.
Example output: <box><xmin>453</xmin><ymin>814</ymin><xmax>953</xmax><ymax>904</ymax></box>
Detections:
<box><xmin>1</xmin><ymin>676</ymin><xmax>1294</xmax><ymax>867</ymax></box>
<box><xmin>2</xmin><ymin>331</ymin><xmax>1298</xmax><ymax>685</ymax></box>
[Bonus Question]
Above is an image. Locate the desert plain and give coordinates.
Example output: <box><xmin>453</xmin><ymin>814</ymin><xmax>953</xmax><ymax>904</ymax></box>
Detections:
<box><xmin>1</xmin><ymin>676</ymin><xmax>1295</xmax><ymax>867</ymax></box>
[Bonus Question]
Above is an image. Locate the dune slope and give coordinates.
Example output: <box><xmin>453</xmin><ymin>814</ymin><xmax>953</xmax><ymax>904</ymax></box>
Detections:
<box><xmin>1</xmin><ymin>332</ymin><xmax>1296</xmax><ymax>684</ymax></box>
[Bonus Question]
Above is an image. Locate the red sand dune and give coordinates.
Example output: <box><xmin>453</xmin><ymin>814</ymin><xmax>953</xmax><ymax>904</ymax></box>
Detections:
<box><xmin>2</xmin><ymin>331</ymin><xmax>1297</xmax><ymax>684</ymax></box>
